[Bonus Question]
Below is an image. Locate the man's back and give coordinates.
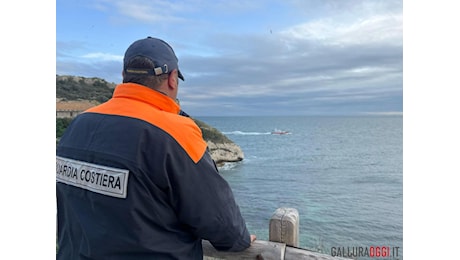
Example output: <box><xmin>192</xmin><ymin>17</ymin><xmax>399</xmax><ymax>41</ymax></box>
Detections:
<box><xmin>56</xmin><ymin>83</ymin><xmax>251</xmax><ymax>259</ymax></box>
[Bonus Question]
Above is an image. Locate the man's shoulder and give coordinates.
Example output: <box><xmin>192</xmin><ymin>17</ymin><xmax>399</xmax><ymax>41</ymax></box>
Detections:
<box><xmin>161</xmin><ymin>113</ymin><xmax>208</xmax><ymax>163</ymax></box>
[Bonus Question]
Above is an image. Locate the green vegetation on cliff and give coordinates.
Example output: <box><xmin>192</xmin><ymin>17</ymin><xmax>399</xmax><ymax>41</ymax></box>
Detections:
<box><xmin>194</xmin><ymin>119</ymin><xmax>232</xmax><ymax>144</ymax></box>
<box><xmin>56</xmin><ymin>75</ymin><xmax>115</xmax><ymax>103</ymax></box>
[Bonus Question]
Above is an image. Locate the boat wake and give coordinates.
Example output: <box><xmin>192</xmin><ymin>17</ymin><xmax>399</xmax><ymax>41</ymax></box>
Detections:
<box><xmin>223</xmin><ymin>131</ymin><xmax>271</xmax><ymax>135</ymax></box>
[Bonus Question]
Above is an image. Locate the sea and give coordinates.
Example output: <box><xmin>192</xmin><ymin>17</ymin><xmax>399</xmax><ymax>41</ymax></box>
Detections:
<box><xmin>197</xmin><ymin>115</ymin><xmax>403</xmax><ymax>259</ymax></box>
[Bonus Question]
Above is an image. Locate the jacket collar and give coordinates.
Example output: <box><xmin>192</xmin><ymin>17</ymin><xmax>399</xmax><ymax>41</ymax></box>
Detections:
<box><xmin>112</xmin><ymin>83</ymin><xmax>181</xmax><ymax>114</ymax></box>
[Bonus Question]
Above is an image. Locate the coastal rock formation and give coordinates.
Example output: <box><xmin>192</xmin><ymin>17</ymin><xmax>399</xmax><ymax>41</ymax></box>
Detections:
<box><xmin>193</xmin><ymin>119</ymin><xmax>244</xmax><ymax>167</ymax></box>
<box><xmin>206</xmin><ymin>141</ymin><xmax>244</xmax><ymax>167</ymax></box>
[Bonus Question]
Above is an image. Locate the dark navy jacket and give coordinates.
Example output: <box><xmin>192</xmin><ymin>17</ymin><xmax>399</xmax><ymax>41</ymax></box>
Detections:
<box><xmin>56</xmin><ymin>83</ymin><xmax>251</xmax><ymax>259</ymax></box>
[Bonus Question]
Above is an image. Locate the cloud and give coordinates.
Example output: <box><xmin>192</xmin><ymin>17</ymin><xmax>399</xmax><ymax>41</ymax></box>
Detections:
<box><xmin>81</xmin><ymin>52</ymin><xmax>123</xmax><ymax>61</ymax></box>
<box><xmin>57</xmin><ymin>0</ymin><xmax>403</xmax><ymax>115</ymax></box>
<box><xmin>114</xmin><ymin>1</ymin><xmax>186</xmax><ymax>23</ymax></box>
<box><xmin>282</xmin><ymin>14</ymin><xmax>402</xmax><ymax>47</ymax></box>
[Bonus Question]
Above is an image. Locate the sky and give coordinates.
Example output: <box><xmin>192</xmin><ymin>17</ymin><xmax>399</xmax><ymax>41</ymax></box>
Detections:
<box><xmin>56</xmin><ymin>0</ymin><xmax>403</xmax><ymax>117</ymax></box>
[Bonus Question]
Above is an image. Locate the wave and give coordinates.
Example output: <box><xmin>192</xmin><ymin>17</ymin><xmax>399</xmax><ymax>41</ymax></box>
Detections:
<box><xmin>217</xmin><ymin>161</ymin><xmax>242</xmax><ymax>171</ymax></box>
<box><xmin>223</xmin><ymin>131</ymin><xmax>271</xmax><ymax>135</ymax></box>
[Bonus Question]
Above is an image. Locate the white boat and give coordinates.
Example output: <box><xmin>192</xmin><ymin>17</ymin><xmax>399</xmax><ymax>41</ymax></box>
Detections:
<box><xmin>271</xmin><ymin>129</ymin><xmax>290</xmax><ymax>135</ymax></box>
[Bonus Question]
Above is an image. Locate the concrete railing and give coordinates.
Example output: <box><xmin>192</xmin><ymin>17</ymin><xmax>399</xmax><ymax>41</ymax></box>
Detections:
<box><xmin>203</xmin><ymin>207</ymin><xmax>351</xmax><ymax>260</ymax></box>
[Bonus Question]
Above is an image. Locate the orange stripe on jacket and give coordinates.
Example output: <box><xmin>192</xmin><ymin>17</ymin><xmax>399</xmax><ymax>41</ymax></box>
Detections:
<box><xmin>86</xmin><ymin>83</ymin><xmax>207</xmax><ymax>164</ymax></box>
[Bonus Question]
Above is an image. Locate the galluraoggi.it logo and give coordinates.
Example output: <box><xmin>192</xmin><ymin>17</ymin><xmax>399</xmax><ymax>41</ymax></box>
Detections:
<box><xmin>330</xmin><ymin>246</ymin><xmax>400</xmax><ymax>259</ymax></box>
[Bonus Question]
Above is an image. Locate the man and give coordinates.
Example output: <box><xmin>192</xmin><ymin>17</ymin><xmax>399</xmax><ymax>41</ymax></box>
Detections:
<box><xmin>56</xmin><ymin>36</ymin><xmax>256</xmax><ymax>259</ymax></box>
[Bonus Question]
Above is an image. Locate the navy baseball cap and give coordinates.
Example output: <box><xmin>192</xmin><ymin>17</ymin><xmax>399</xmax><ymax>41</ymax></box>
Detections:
<box><xmin>123</xmin><ymin>37</ymin><xmax>184</xmax><ymax>81</ymax></box>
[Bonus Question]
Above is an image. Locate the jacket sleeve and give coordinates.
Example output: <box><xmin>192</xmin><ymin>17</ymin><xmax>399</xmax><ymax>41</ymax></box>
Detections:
<box><xmin>167</xmin><ymin>150</ymin><xmax>251</xmax><ymax>252</ymax></box>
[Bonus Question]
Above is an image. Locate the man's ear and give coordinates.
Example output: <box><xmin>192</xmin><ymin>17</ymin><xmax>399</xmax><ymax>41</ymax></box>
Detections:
<box><xmin>168</xmin><ymin>69</ymin><xmax>178</xmax><ymax>89</ymax></box>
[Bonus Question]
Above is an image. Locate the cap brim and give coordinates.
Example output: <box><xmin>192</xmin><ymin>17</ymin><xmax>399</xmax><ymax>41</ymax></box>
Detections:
<box><xmin>178</xmin><ymin>70</ymin><xmax>185</xmax><ymax>81</ymax></box>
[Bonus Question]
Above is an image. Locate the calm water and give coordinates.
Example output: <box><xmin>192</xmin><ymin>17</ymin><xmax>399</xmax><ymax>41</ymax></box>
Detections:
<box><xmin>197</xmin><ymin>116</ymin><xmax>403</xmax><ymax>258</ymax></box>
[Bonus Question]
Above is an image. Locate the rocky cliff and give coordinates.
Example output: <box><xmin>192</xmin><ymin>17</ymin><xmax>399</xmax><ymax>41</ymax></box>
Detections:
<box><xmin>206</xmin><ymin>141</ymin><xmax>244</xmax><ymax>167</ymax></box>
<box><xmin>193</xmin><ymin>119</ymin><xmax>244</xmax><ymax>167</ymax></box>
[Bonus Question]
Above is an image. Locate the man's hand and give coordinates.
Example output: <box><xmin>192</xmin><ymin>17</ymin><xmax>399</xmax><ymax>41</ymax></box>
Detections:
<box><xmin>250</xmin><ymin>234</ymin><xmax>257</xmax><ymax>243</ymax></box>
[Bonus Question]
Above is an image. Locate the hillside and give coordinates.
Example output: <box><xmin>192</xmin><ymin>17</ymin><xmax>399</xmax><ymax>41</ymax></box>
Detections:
<box><xmin>56</xmin><ymin>75</ymin><xmax>116</xmax><ymax>103</ymax></box>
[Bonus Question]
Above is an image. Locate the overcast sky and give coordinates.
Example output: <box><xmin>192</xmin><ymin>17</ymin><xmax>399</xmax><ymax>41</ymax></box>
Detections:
<box><xmin>56</xmin><ymin>0</ymin><xmax>402</xmax><ymax>116</ymax></box>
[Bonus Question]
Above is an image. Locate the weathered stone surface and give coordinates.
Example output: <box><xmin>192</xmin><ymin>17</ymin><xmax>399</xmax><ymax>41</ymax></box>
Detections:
<box><xmin>206</xmin><ymin>141</ymin><xmax>244</xmax><ymax>167</ymax></box>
